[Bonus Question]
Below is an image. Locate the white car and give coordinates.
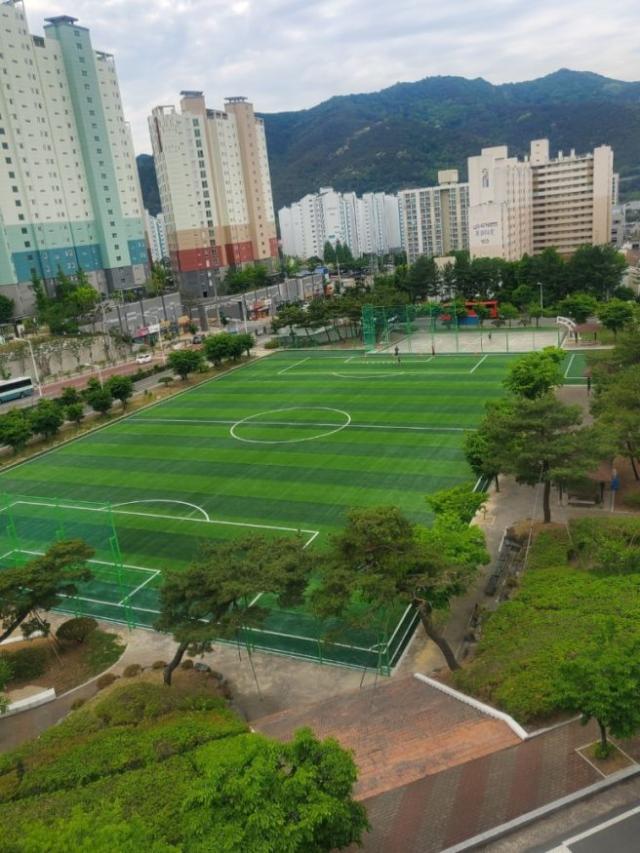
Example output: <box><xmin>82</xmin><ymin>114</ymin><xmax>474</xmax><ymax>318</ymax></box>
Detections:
<box><xmin>135</xmin><ymin>353</ymin><xmax>152</xmax><ymax>364</ymax></box>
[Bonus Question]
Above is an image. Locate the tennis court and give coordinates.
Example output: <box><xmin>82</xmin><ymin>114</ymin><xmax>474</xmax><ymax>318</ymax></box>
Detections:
<box><xmin>0</xmin><ymin>349</ymin><xmax>587</xmax><ymax>671</ymax></box>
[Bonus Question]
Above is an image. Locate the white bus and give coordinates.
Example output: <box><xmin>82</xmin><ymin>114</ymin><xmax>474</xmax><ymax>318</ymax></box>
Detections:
<box><xmin>0</xmin><ymin>376</ymin><xmax>35</xmax><ymax>403</ymax></box>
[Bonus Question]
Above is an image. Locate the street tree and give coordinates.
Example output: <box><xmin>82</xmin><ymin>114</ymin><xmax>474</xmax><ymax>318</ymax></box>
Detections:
<box><xmin>0</xmin><ymin>293</ymin><xmax>14</xmax><ymax>325</ymax></box>
<box><xmin>312</xmin><ymin>506</ymin><xmax>488</xmax><ymax>671</ymax></box>
<box><xmin>498</xmin><ymin>302</ymin><xmax>519</xmax><ymax>327</ymax></box>
<box><xmin>236</xmin><ymin>332</ymin><xmax>255</xmax><ymax>357</ymax></box>
<box><xmin>29</xmin><ymin>398</ymin><xmax>64</xmax><ymax>440</ymax></box>
<box><xmin>107</xmin><ymin>374</ymin><xmax>134</xmax><ymax>409</ymax></box>
<box><xmin>503</xmin><ymin>347</ymin><xmax>564</xmax><ymax>399</ymax></box>
<box><xmin>271</xmin><ymin>305</ymin><xmax>305</xmax><ymax>338</ymax></box>
<box><xmin>59</xmin><ymin>386</ymin><xmax>81</xmax><ymax>407</ymax></box>
<box><xmin>168</xmin><ymin>349</ymin><xmax>204</xmax><ymax>380</ymax></box>
<box><xmin>0</xmin><ymin>409</ymin><xmax>33</xmax><ymax>453</ymax></box>
<box><xmin>473</xmin><ymin>395</ymin><xmax>603</xmax><ymax>522</ymax></box>
<box><xmin>597</xmin><ymin>299</ymin><xmax>635</xmax><ymax>337</ymax></box>
<box><xmin>204</xmin><ymin>332</ymin><xmax>234</xmax><ymax>365</ymax></box>
<box><xmin>156</xmin><ymin>535</ymin><xmax>312</xmax><ymax>684</ymax></box>
<box><xmin>527</xmin><ymin>302</ymin><xmax>543</xmax><ymax>327</ymax></box>
<box><xmin>0</xmin><ymin>540</ymin><xmax>94</xmax><ymax>642</ymax></box>
<box><xmin>559</xmin><ymin>623</ymin><xmax>640</xmax><ymax>758</ymax></box>
<box><xmin>86</xmin><ymin>386</ymin><xmax>113</xmax><ymax>416</ymax></box>
<box><xmin>558</xmin><ymin>293</ymin><xmax>599</xmax><ymax>324</ymax></box>
<box><xmin>65</xmin><ymin>402</ymin><xmax>85</xmax><ymax>426</ymax></box>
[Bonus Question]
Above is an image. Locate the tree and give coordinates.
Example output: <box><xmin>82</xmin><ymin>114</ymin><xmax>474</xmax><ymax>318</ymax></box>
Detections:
<box><xmin>312</xmin><ymin>506</ymin><xmax>488</xmax><ymax>671</ymax></box>
<box><xmin>558</xmin><ymin>293</ymin><xmax>598</xmax><ymax>324</ymax></box>
<box><xmin>0</xmin><ymin>540</ymin><xmax>94</xmax><ymax>642</ymax></box>
<box><xmin>559</xmin><ymin>623</ymin><xmax>640</xmax><ymax>758</ymax></box>
<box><xmin>86</xmin><ymin>386</ymin><xmax>113</xmax><ymax>416</ymax></box>
<box><xmin>0</xmin><ymin>409</ymin><xmax>33</xmax><ymax>453</ymax></box>
<box><xmin>168</xmin><ymin>349</ymin><xmax>204</xmax><ymax>380</ymax></box>
<box><xmin>567</xmin><ymin>245</ymin><xmax>626</xmax><ymax>300</ymax></box>
<box><xmin>503</xmin><ymin>347</ymin><xmax>564</xmax><ymax>399</ymax></box>
<box><xmin>511</xmin><ymin>284</ymin><xmax>534</xmax><ymax>310</ymax></box>
<box><xmin>425</xmin><ymin>484</ymin><xmax>487</xmax><ymax>524</ymax></box>
<box><xmin>59</xmin><ymin>386</ymin><xmax>81</xmax><ymax>407</ymax></box>
<box><xmin>323</xmin><ymin>241</ymin><xmax>336</xmax><ymax>265</ymax></box>
<box><xmin>0</xmin><ymin>657</ymin><xmax>11</xmax><ymax>714</ymax></box>
<box><xmin>272</xmin><ymin>305</ymin><xmax>306</xmax><ymax>338</ymax></box>
<box><xmin>29</xmin><ymin>398</ymin><xmax>64</xmax><ymax>440</ymax></box>
<box><xmin>0</xmin><ymin>293</ymin><xmax>14</xmax><ymax>325</ymax></box>
<box><xmin>236</xmin><ymin>333</ymin><xmax>255</xmax><ymax>357</ymax></box>
<box><xmin>64</xmin><ymin>403</ymin><xmax>84</xmax><ymax>426</ymax></box>
<box><xmin>473</xmin><ymin>395</ymin><xmax>602</xmax><ymax>523</ymax></box>
<box><xmin>183</xmin><ymin>727</ymin><xmax>369</xmax><ymax>852</ymax></box>
<box><xmin>527</xmin><ymin>302</ymin><xmax>543</xmax><ymax>328</ymax></box>
<box><xmin>597</xmin><ymin>299</ymin><xmax>635</xmax><ymax>337</ymax></box>
<box><xmin>463</xmin><ymin>429</ymin><xmax>502</xmax><ymax>491</ymax></box>
<box><xmin>498</xmin><ymin>302</ymin><xmax>519</xmax><ymax>327</ymax></box>
<box><xmin>33</xmin><ymin>269</ymin><xmax>101</xmax><ymax>335</ymax></box>
<box><xmin>203</xmin><ymin>332</ymin><xmax>234</xmax><ymax>365</ymax></box>
<box><xmin>401</xmin><ymin>255</ymin><xmax>439</xmax><ymax>302</ymax></box>
<box><xmin>148</xmin><ymin>261</ymin><xmax>170</xmax><ymax>297</ymax></box>
<box><xmin>107</xmin><ymin>375</ymin><xmax>134</xmax><ymax>409</ymax></box>
<box><xmin>227</xmin><ymin>335</ymin><xmax>245</xmax><ymax>361</ymax></box>
<box><xmin>474</xmin><ymin>304</ymin><xmax>490</xmax><ymax>328</ymax></box>
<box><xmin>156</xmin><ymin>535</ymin><xmax>312</xmax><ymax>684</ymax></box>
<box><xmin>591</xmin><ymin>364</ymin><xmax>640</xmax><ymax>480</ymax></box>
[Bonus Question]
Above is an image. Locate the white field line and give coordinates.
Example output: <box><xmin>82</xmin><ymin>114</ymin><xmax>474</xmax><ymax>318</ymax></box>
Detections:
<box><xmin>110</xmin><ymin>499</ymin><xmax>211</xmax><ymax>521</ymax></box>
<box><xmin>277</xmin><ymin>356</ymin><xmax>310</xmax><ymax>375</ymax></box>
<box><xmin>469</xmin><ymin>354</ymin><xmax>488</xmax><ymax>374</ymax></box>
<box><xmin>131</xmin><ymin>416</ymin><xmax>472</xmax><ymax>433</ymax></box>
<box><xmin>563</xmin><ymin>353</ymin><xmax>576</xmax><ymax>379</ymax></box>
<box><xmin>17</xmin><ymin>547</ymin><xmax>158</xmax><ymax>576</ymax></box>
<box><xmin>119</xmin><ymin>570</ymin><xmax>161</xmax><ymax>606</ymax></box>
<box><xmin>1</xmin><ymin>500</ymin><xmax>319</xmax><ymax>549</ymax></box>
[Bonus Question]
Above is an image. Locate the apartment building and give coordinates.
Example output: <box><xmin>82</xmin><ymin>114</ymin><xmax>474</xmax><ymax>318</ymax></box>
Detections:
<box><xmin>144</xmin><ymin>210</ymin><xmax>168</xmax><ymax>262</ymax></box>
<box><xmin>149</xmin><ymin>92</ymin><xmax>277</xmax><ymax>299</ymax></box>
<box><xmin>468</xmin><ymin>147</ymin><xmax>533</xmax><ymax>261</ymax></box>
<box><xmin>278</xmin><ymin>188</ymin><xmax>401</xmax><ymax>259</ymax></box>
<box><xmin>530</xmin><ymin>139</ymin><xmax>613</xmax><ymax>255</ymax></box>
<box><xmin>398</xmin><ymin>171</ymin><xmax>469</xmax><ymax>264</ymax></box>
<box><xmin>0</xmin><ymin>2</ymin><xmax>148</xmax><ymax>314</ymax></box>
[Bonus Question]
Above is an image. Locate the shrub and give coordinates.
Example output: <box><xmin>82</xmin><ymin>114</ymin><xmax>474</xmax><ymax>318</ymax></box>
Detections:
<box><xmin>180</xmin><ymin>659</ymin><xmax>194</xmax><ymax>670</ymax></box>
<box><xmin>623</xmin><ymin>492</ymin><xmax>640</xmax><ymax>509</ymax></box>
<box><xmin>151</xmin><ymin>660</ymin><xmax>167</xmax><ymax>670</ymax></box>
<box><xmin>70</xmin><ymin>698</ymin><xmax>86</xmax><ymax>711</ymax></box>
<box><xmin>56</xmin><ymin>617</ymin><xmax>98</xmax><ymax>645</ymax></box>
<box><xmin>122</xmin><ymin>664</ymin><xmax>142</xmax><ymax>678</ymax></box>
<box><xmin>0</xmin><ymin>646</ymin><xmax>49</xmax><ymax>682</ymax></box>
<box><xmin>95</xmin><ymin>672</ymin><xmax>118</xmax><ymax>691</ymax></box>
<box><xmin>264</xmin><ymin>338</ymin><xmax>281</xmax><ymax>349</ymax></box>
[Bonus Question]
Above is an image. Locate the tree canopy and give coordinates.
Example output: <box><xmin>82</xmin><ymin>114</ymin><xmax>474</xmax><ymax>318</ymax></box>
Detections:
<box><xmin>168</xmin><ymin>349</ymin><xmax>204</xmax><ymax>380</ymax></box>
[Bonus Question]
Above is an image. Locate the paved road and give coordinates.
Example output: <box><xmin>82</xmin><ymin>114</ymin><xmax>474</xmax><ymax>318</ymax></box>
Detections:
<box><xmin>533</xmin><ymin>803</ymin><xmax>640</xmax><ymax>852</ymax></box>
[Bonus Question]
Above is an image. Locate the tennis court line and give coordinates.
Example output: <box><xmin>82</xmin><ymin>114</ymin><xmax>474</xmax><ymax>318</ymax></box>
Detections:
<box><xmin>16</xmin><ymin>547</ymin><xmax>159</xmax><ymax>576</ymax></box>
<box><xmin>563</xmin><ymin>353</ymin><xmax>576</xmax><ymax>378</ymax></box>
<box><xmin>469</xmin><ymin>354</ymin><xmax>488</xmax><ymax>374</ymax></box>
<box><xmin>130</xmin><ymin>416</ymin><xmax>473</xmax><ymax>433</ymax></box>
<box><xmin>277</xmin><ymin>356</ymin><xmax>310</xmax><ymax>375</ymax></box>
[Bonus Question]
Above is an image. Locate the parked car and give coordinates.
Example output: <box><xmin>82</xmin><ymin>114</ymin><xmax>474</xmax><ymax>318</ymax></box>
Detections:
<box><xmin>135</xmin><ymin>353</ymin><xmax>152</xmax><ymax>364</ymax></box>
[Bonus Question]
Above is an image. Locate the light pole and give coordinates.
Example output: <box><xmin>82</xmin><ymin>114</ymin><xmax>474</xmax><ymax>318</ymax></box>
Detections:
<box><xmin>26</xmin><ymin>338</ymin><xmax>43</xmax><ymax>397</ymax></box>
<box><xmin>538</xmin><ymin>282</ymin><xmax>544</xmax><ymax>311</ymax></box>
<box><xmin>149</xmin><ymin>310</ymin><xmax>166</xmax><ymax>365</ymax></box>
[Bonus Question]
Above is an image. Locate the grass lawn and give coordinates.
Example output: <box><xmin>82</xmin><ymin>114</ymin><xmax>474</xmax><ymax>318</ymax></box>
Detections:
<box><xmin>0</xmin><ymin>350</ymin><xmax>587</xmax><ymax>670</ymax></box>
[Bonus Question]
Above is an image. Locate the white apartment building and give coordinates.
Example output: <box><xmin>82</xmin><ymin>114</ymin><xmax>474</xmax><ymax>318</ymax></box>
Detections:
<box><xmin>278</xmin><ymin>188</ymin><xmax>401</xmax><ymax>259</ymax></box>
<box><xmin>468</xmin><ymin>139</ymin><xmax>614</xmax><ymax>260</ymax></box>
<box><xmin>530</xmin><ymin>139</ymin><xmax>613</xmax><ymax>255</ymax></box>
<box><xmin>468</xmin><ymin>147</ymin><xmax>533</xmax><ymax>261</ymax></box>
<box><xmin>0</xmin><ymin>2</ymin><xmax>148</xmax><ymax>314</ymax></box>
<box><xmin>144</xmin><ymin>210</ymin><xmax>168</xmax><ymax>262</ymax></box>
<box><xmin>398</xmin><ymin>171</ymin><xmax>469</xmax><ymax>264</ymax></box>
<box><xmin>149</xmin><ymin>92</ymin><xmax>277</xmax><ymax>299</ymax></box>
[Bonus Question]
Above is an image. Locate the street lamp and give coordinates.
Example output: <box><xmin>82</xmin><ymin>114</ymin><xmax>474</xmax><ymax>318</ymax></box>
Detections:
<box><xmin>26</xmin><ymin>337</ymin><xmax>43</xmax><ymax>397</ymax></box>
<box><xmin>538</xmin><ymin>282</ymin><xmax>544</xmax><ymax>311</ymax></box>
<box><xmin>149</xmin><ymin>310</ymin><xmax>167</xmax><ymax>365</ymax></box>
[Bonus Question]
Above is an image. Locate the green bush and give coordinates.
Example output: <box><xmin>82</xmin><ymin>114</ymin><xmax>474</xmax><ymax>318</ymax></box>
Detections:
<box><xmin>526</xmin><ymin>527</ymin><xmax>570</xmax><ymax>571</ymax></box>
<box><xmin>93</xmin><ymin>682</ymin><xmax>225</xmax><ymax>727</ymax></box>
<box><xmin>180</xmin><ymin>659</ymin><xmax>194</xmax><ymax>670</ymax></box>
<box><xmin>0</xmin><ymin>646</ymin><xmax>49</xmax><ymax>682</ymax></box>
<box><xmin>122</xmin><ymin>664</ymin><xmax>142</xmax><ymax>678</ymax></box>
<box><xmin>56</xmin><ymin>617</ymin><xmax>98</xmax><ymax>645</ymax></box>
<box><xmin>151</xmin><ymin>660</ymin><xmax>167</xmax><ymax>670</ymax></box>
<box><xmin>263</xmin><ymin>338</ymin><xmax>281</xmax><ymax>349</ymax></box>
<box><xmin>95</xmin><ymin>673</ymin><xmax>118</xmax><ymax>691</ymax></box>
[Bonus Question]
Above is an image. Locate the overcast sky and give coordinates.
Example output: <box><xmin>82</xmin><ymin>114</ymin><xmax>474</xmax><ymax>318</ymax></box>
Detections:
<box><xmin>25</xmin><ymin>0</ymin><xmax>640</xmax><ymax>154</ymax></box>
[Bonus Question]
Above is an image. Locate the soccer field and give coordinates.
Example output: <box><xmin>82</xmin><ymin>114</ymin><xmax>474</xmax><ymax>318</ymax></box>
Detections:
<box><xmin>0</xmin><ymin>349</ymin><xmax>587</xmax><ymax>670</ymax></box>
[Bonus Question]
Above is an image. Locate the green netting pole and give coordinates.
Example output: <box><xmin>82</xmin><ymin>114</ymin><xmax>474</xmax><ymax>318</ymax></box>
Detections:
<box><xmin>506</xmin><ymin>329</ymin><xmax>510</xmax><ymax>353</ymax></box>
<box><xmin>56</xmin><ymin>498</ymin><xmax>67</xmax><ymax>541</ymax></box>
<box><xmin>382</xmin><ymin>307</ymin><xmax>389</xmax><ymax>347</ymax></box>
<box><xmin>5</xmin><ymin>495</ymin><xmax>21</xmax><ymax>567</ymax></box>
<box><xmin>108</xmin><ymin>505</ymin><xmax>134</xmax><ymax>630</ymax></box>
<box><xmin>317</xmin><ymin>639</ymin><xmax>324</xmax><ymax>666</ymax></box>
<box><xmin>455</xmin><ymin>312</ymin><xmax>459</xmax><ymax>353</ymax></box>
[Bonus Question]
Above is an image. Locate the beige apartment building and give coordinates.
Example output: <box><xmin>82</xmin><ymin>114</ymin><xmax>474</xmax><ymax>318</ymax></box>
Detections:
<box><xmin>530</xmin><ymin>139</ymin><xmax>613</xmax><ymax>255</ymax></box>
<box><xmin>468</xmin><ymin>139</ymin><xmax>613</xmax><ymax>260</ymax></box>
<box><xmin>399</xmin><ymin>170</ymin><xmax>469</xmax><ymax>264</ymax></box>
<box><xmin>467</xmin><ymin>147</ymin><xmax>533</xmax><ymax>261</ymax></box>
<box><xmin>149</xmin><ymin>93</ymin><xmax>277</xmax><ymax>299</ymax></box>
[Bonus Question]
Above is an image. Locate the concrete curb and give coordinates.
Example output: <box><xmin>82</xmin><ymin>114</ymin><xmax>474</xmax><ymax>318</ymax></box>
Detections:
<box><xmin>5</xmin><ymin>688</ymin><xmax>55</xmax><ymax>715</ymax></box>
<box><xmin>440</xmin><ymin>764</ymin><xmax>640</xmax><ymax>852</ymax></box>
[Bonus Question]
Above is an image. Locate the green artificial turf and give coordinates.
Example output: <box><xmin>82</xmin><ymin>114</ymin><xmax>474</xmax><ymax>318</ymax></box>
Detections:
<box><xmin>0</xmin><ymin>350</ymin><xmax>587</xmax><ymax>669</ymax></box>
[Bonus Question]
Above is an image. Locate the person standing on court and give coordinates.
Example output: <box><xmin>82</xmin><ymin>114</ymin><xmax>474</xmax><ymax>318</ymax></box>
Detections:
<box><xmin>394</xmin><ymin>345</ymin><xmax>401</xmax><ymax>365</ymax></box>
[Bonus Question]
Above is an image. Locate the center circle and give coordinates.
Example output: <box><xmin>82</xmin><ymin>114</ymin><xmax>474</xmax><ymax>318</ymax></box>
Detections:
<box><xmin>230</xmin><ymin>407</ymin><xmax>351</xmax><ymax>445</ymax></box>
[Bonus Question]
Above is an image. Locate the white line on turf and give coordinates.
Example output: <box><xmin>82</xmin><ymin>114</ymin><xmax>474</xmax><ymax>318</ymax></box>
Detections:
<box><xmin>110</xmin><ymin>499</ymin><xmax>211</xmax><ymax>521</ymax></box>
<box><xmin>277</xmin><ymin>356</ymin><xmax>310</xmax><ymax>375</ymax></box>
<box><xmin>564</xmin><ymin>353</ymin><xmax>576</xmax><ymax>378</ymax></box>
<box><xmin>119</xmin><ymin>570</ymin><xmax>161</xmax><ymax>606</ymax></box>
<box><xmin>469</xmin><ymin>354</ymin><xmax>488</xmax><ymax>374</ymax></box>
<box><xmin>17</xmin><ymin>548</ymin><xmax>158</xmax><ymax>576</ymax></box>
<box><xmin>131</xmin><ymin>416</ymin><xmax>471</xmax><ymax>433</ymax></box>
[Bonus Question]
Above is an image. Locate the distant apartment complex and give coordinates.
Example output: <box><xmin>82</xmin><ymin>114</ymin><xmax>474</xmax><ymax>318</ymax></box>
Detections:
<box><xmin>149</xmin><ymin>92</ymin><xmax>277</xmax><ymax>299</ymax></box>
<box><xmin>0</xmin><ymin>3</ymin><xmax>148</xmax><ymax>314</ymax></box>
<box><xmin>398</xmin><ymin>171</ymin><xmax>469</xmax><ymax>264</ymax></box>
<box><xmin>468</xmin><ymin>140</ymin><xmax>613</xmax><ymax>260</ymax></box>
<box><xmin>144</xmin><ymin>210</ymin><xmax>168</xmax><ymax>262</ymax></box>
<box><xmin>278</xmin><ymin>187</ymin><xmax>401</xmax><ymax>260</ymax></box>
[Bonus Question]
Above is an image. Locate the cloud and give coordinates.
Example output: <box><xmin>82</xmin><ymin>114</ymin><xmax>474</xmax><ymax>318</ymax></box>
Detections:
<box><xmin>22</xmin><ymin>0</ymin><xmax>640</xmax><ymax>153</ymax></box>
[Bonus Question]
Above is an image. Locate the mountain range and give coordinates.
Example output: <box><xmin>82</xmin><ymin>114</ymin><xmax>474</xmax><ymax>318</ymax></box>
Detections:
<box><xmin>137</xmin><ymin>69</ymin><xmax>640</xmax><ymax>218</ymax></box>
